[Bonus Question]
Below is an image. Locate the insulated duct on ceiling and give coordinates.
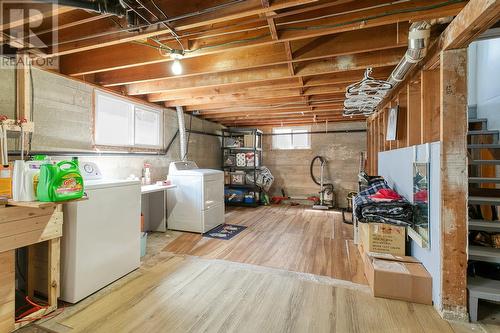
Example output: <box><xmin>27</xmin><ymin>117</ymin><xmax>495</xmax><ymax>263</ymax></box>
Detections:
<box><xmin>38</xmin><ymin>0</ymin><xmax>126</xmax><ymax>17</ymax></box>
<box><xmin>176</xmin><ymin>106</ymin><xmax>187</xmax><ymax>161</ymax></box>
<box><xmin>387</xmin><ymin>21</ymin><xmax>432</xmax><ymax>87</ymax></box>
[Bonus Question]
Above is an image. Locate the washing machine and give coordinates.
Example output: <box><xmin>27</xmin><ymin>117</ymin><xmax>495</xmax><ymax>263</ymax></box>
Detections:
<box><xmin>60</xmin><ymin>162</ymin><xmax>141</xmax><ymax>303</ymax></box>
<box><xmin>167</xmin><ymin>161</ymin><xmax>224</xmax><ymax>233</ymax></box>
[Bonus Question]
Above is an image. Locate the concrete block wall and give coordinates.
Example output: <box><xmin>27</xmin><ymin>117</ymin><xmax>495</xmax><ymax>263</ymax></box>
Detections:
<box><xmin>0</xmin><ymin>65</ymin><xmax>222</xmax><ymax>181</ymax></box>
<box><xmin>261</xmin><ymin>122</ymin><xmax>366</xmax><ymax>208</ymax></box>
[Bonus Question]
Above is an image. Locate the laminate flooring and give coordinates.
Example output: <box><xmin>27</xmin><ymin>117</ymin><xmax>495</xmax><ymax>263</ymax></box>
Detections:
<box><xmin>164</xmin><ymin>205</ymin><xmax>366</xmax><ymax>284</ymax></box>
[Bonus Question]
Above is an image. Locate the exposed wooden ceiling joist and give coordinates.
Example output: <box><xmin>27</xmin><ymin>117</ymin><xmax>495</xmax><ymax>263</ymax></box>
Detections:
<box><xmin>60</xmin><ymin>22</ymin><xmax>408</xmax><ymax>77</ymax></box>
<box><xmin>97</xmin><ymin>47</ymin><xmax>404</xmax><ymax>87</ymax></box>
<box><xmin>45</xmin><ymin>0</ymin><xmax>318</xmax><ymax>56</ymax></box>
<box><xmin>2</xmin><ymin>0</ymin><xmax>471</xmax><ymax>126</ymax></box>
<box><xmin>440</xmin><ymin>0</ymin><xmax>500</xmax><ymax>50</ymax></box>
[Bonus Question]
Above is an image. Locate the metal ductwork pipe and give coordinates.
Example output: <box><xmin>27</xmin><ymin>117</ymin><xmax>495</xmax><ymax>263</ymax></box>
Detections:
<box><xmin>38</xmin><ymin>0</ymin><xmax>126</xmax><ymax>17</ymax></box>
<box><xmin>387</xmin><ymin>21</ymin><xmax>431</xmax><ymax>87</ymax></box>
<box><xmin>176</xmin><ymin>106</ymin><xmax>187</xmax><ymax>161</ymax></box>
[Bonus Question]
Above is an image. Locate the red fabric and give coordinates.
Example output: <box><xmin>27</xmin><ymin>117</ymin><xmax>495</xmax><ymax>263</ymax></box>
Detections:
<box><xmin>369</xmin><ymin>189</ymin><xmax>402</xmax><ymax>200</ymax></box>
<box><xmin>414</xmin><ymin>190</ymin><xmax>428</xmax><ymax>202</ymax></box>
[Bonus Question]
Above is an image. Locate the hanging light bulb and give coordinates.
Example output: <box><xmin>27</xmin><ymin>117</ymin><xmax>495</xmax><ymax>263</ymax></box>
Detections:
<box><xmin>169</xmin><ymin>49</ymin><xmax>184</xmax><ymax>75</ymax></box>
<box><xmin>171</xmin><ymin>59</ymin><xmax>183</xmax><ymax>75</ymax></box>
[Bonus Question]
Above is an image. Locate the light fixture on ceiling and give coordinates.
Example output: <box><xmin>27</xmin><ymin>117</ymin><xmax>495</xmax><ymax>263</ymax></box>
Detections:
<box><xmin>170</xmin><ymin>49</ymin><xmax>184</xmax><ymax>75</ymax></box>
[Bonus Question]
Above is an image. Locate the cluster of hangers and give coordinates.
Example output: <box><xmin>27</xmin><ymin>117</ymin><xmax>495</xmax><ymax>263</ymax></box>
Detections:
<box><xmin>343</xmin><ymin>68</ymin><xmax>392</xmax><ymax>117</ymax></box>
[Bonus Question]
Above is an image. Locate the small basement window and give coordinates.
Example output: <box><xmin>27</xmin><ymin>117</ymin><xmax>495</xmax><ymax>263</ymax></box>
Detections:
<box><xmin>94</xmin><ymin>91</ymin><xmax>163</xmax><ymax>149</ymax></box>
<box><xmin>272</xmin><ymin>126</ymin><xmax>311</xmax><ymax>150</ymax></box>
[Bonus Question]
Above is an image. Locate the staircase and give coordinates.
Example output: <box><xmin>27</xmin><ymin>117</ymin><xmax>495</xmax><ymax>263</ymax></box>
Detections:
<box><xmin>467</xmin><ymin>117</ymin><xmax>500</xmax><ymax>321</ymax></box>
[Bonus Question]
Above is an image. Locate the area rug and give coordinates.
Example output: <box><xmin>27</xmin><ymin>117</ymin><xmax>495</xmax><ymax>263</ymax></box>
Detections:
<box><xmin>203</xmin><ymin>224</ymin><xmax>247</xmax><ymax>240</ymax></box>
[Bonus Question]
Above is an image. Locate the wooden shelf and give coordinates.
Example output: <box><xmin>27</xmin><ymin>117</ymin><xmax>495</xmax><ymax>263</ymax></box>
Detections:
<box><xmin>1</xmin><ymin>119</ymin><xmax>34</xmax><ymax>133</ymax></box>
<box><xmin>7</xmin><ymin>195</ymin><xmax>88</xmax><ymax>208</ymax></box>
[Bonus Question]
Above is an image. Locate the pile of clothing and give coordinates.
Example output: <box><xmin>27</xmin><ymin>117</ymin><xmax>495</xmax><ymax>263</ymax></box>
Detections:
<box><xmin>354</xmin><ymin>175</ymin><xmax>414</xmax><ymax>227</ymax></box>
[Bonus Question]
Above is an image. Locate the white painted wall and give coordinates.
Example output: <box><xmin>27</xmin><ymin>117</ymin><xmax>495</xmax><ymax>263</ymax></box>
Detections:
<box><xmin>378</xmin><ymin>142</ymin><xmax>442</xmax><ymax>310</ymax></box>
<box><xmin>469</xmin><ymin>37</ymin><xmax>500</xmax><ymax>129</ymax></box>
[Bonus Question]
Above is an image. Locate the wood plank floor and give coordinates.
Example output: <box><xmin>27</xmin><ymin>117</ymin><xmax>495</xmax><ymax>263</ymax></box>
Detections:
<box><xmin>20</xmin><ymin>206</ymin><xmax>494</xmax><ymax>333</ymax></box>
<box><xmin>32</xmin><ymin>253</ymin><xmax>458</xmax><ymax>333</ymax></box>
<box><xmin>164</xmin><ymin>205</ymin><xmax>366</xmax><ymax>284</ymax></box>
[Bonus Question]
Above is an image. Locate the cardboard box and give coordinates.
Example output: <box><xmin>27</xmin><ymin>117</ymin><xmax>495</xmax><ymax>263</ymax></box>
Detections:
<box><xmin>359</xmin><ymin>222</ymin><xmax>406</xmax><ymax>256</ymax></box>
<box><xmin>364</xmin><ymin>252</ymin><xmax>432</xmax><ymax>305</ymax></box>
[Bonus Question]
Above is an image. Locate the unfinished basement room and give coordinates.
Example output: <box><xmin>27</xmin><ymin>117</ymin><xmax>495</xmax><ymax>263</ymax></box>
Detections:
<box><xmin>1</xmin><ymin>0</ymin><xmax>500</xmax><ymax>332</ymax></box>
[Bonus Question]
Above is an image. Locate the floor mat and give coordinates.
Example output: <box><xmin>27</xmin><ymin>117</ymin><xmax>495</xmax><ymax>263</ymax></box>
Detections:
<box><xmin>203</xmin><ymin>224</ymin><xmax>247</xmax><ymax>240</ymax></box>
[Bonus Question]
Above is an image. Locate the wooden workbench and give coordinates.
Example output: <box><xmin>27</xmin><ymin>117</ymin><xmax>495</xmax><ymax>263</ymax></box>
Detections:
<box><xmin>0</xmin><ymin>200</ymin><xmax>66</xmax><ymax>332</ymax></box>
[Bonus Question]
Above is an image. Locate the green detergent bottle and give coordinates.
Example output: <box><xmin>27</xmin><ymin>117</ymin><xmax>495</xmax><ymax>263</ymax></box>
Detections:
<box><xmin>37</xmin><ymin>158</ymin><xmax>84</xmax><ymax>202</ymax></box>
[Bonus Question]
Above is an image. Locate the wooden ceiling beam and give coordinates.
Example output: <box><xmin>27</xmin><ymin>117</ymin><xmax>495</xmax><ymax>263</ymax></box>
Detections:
<box><xmin>162</xmin><ymin>88</ymin><xmax>329</xmax><ymax>106</ymax></box>
<box><xmin>187</xmin><ymin>0</ymin><xmax>463</xmax><ymax>53</ymax></box>
<box><xmin>151</xmin><ymin>79</ymin><xmax>371</xmax><ymax>105</ymax></box>
<box><xmin>204</xmin><ymin>109</ymin><xmax>345</xmax><ymax>119</ymax></box>
<box><xmin>194</xmin><ymin>102</ymin><xmax>345</xmax><ymax>115</ymax></box>
<box><xmin>276</xmin><ymin>0</ymin><xmax>466</xmax><ymax>41</ymax></box>
<box><xmin>440</xmin><ymin>0</ymin><xmax>500</xmax><ymax>50</ymax></box>
<box><xmin>221</xmin><ymin>116</ymin><xmax>365</xmax><ymax>126</ymax></box>
<box><xmin>126</xmin><ymin>65</ymin><xmax>392</xmax><ymax>97</ymax></box>
<box><xmin>183</xmin><ymin>96</ymin><xmax>309</xmax><ymax>111</ymax></box>
<box><xmin>143</xmin><ymin>77</ymin><xmax>303</xmax><ymax>100</ymax></box>
<box><xmin>294</xmin><ymin>47</ymin><xmax>404</xmax><ymax>77</ymax></box>
<box><xmin>100</xmin><ymin>46</ymin><xmax>404</xmax><ymax>88</ymax></box>
<box><xmin>302</xmin><ymin>66</ymin><xmax>393</xmax><ymax>87</ymax></box>
<box><xmin>47</xmin><ymin>0</ymin><xmax>316</xmax><ymax>56</ymax></box>
<box><xmin>62</xmin><ymin>22</ymin><xmax>406</xmax><ymax>78</ymax></box>
<box><xmin>0</xmin><ymin>5</ymin><xmax>73</xmax><ymax>31</ymax></box>
<box><xmin>149</xmin><ymin>80</ymin><xmax>353</xmax><ymax>102</ymax></box>
<box><xmin>127</xmin><ymin>64</ymin><xmax>291</xmax><ymax>94</ymax></box>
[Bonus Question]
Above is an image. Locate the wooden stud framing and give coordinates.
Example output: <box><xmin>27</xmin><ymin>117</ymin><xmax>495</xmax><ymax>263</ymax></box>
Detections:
<box><xmin>407</xmin><ymin>78</ymin><xmax>422</xmax><ymax>147</ymax></box>
<box><xmin>421</xmin><ymin>69</ymin><xmax>441</xmax><ymax>143</ymax></box>
<box><xmin>397</xmin><ymin>89</ymin><xmax>408</xmax><ymax>149</ymax></box>
<box><xmin>0</xmin><ymin>251</ymin><xmax>15</xmax><ymax>333</ymax></box>
<box><xmin>439</xmin><ymin>48</ymin><xmax>468</xmax><ymax>320</ymax></box>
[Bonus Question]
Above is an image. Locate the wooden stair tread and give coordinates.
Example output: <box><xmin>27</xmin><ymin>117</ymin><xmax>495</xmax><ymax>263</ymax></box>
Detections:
<box><xmin>469</xmin><ymin>245</ymin><xmax>500</xmax><ymax>263</ymax></box>
<box><xmin>468</xmin><ymin>276</ymin><xmax>500</xmax><ymax>299</ymax></box>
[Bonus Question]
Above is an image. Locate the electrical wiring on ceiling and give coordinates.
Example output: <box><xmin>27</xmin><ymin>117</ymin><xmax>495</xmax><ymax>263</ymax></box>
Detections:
<box><xmin>108</xmin><ymin>14</ymin><xmax>173</xmax><ymax>52</ymax></box>
<box><xmin>280</xmin><ymin>0</ymin><xmax>466</xmax><ymax>32</ymax></box>
<box><xmin>37</xmin><ymin>0</ymin><xmax>246</xmax><ymax>49</ymax></box>
<box><xmin>35</xmin><ymin>0</ymin><xmax>465</xmax><ymax>65</ymax></box>
<box><xmin>137</xmin><ymin>0</ymin><xmax>467</xmax><ymax>56</ymax></box>
<box><xmin>277</xmin><ymin>0</ymin><xmax>412</xmax><ymax>26</ymax></box>
<box><xmin>147</xmin><ymin>0</ymin><xmax>184</xmax><ymax>51</ymax></box>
